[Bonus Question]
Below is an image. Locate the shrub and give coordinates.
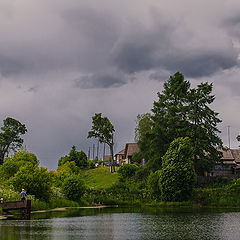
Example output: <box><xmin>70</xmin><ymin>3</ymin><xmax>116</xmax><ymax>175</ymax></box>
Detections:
<box><xmin>56</xmin><ymin>161</ymin><xmax>80</xmax><ymax>186</ymax></box>
<box><xmin>159</xmin><ymin>137</ymin><xmax>196</xmax><ymax>201</ymax></box>
<box><xmin>118</xmin><ymin>164</ymin><xmax>139</xmax><ymax>182</ymax></box>
<box><xmin>62</xmin><ymin>175</ymin><xmax>85</xmax><ymax>201</ymax></box>
<box><xmin>11</xmin><ymin>163</ymin><xmax>53</xmax><ymax>202</ymax></box>
<box><xmin>147</xmin><ymin>170</ymin><xmax>162</xmax><ymax>199</ymax></box>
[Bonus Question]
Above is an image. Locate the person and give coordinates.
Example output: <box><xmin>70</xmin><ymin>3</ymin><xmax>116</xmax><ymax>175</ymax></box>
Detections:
<box><xmin>20</xmin><ymin>189</ymin><xmax>26</xmax><ymax>201</ymax></box>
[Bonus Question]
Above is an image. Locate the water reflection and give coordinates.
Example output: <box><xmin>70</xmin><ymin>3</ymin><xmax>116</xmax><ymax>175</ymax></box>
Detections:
<box><xmin>1</xmin><ymin>207</ymin><xmax>240</xmax><ymax>240</ymax></box>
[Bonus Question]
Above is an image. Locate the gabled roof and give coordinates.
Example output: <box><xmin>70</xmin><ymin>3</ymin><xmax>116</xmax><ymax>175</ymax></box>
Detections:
<box><xmin>125</xmin><ymin>143</ymin><xmax>140</xmax><ymax>157</ymax></box>
<box><xmin>218</xmin><ymin>148</ymin><xmax>234</xmax><ymax>160</ymax></box>
<box><xmin>116</xmin><ymin>149</ymin><xmax>125</xmax><ymax>155</ymax></box>
<box><xmin>231</xmin><ymin>149</ymin><xmax>240</xmax><ymax>163</ymax></box>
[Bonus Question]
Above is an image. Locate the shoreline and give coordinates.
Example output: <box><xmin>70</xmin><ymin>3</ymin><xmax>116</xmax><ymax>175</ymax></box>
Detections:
<box><xmin>32</xmin><ymin>205</ymin><xmax>118</xmax><ymax>213</ymax></box>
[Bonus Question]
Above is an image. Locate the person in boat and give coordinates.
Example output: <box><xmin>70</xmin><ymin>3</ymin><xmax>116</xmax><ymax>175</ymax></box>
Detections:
<box><xmin>20</xmin><ymin>189</ymin><xmax>27</xmax><ymax>201</ymax></box>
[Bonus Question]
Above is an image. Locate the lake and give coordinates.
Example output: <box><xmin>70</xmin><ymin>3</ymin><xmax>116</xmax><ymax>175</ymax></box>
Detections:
<box><xmin>1</xmin><ymin>207</ymin><xmax>240</xmax><ymax>240</ymax></box>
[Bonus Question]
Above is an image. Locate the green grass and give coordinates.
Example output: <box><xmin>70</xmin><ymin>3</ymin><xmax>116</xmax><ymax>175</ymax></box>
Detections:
<box><xmin>80</xmin><ymin>167</ymin><xmax>119</xmax><ymax>190</ymax></box>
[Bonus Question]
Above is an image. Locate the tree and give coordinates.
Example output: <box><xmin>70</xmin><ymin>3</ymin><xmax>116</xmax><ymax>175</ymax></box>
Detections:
<box><xmin>1</xmin><ymin>149</ymin><xmax>39</xmax><ymax>179</ymax></box>
<box><xmin>159</xmin><ymin>137</ymin><xmax>196</xmax><ymax>201</ymax></box>
<box><xmin>11</xmin><ymin>163</ymin><xmax>53</xmax><ymax>202</ymax></box>
<box><xmin>88</xmin><ymin>113</ymin><xmax>115</xmax><ymax>172</ymax></box>
<box><xmin>57</xmin><ymin>161</ymin><xmax>80</xmax><ymax>186</ymax></box>
<box><xmin>58</xmin><ymin>146</ymin><xmax>88</xmax><ymax>169</ymax></box>
<box><xmin>0</xmin><ymin>117</ymin><xmax>27</xmax><ymax>165</ymax></box>
<box><xmin>188</xmin><ymin>83</ymin><xmax>223</xmax><ymax>174</ymax></box>
<box><xmin>134</xmin><ymin>113</ymin><xmax>152</xmax><ymax>143</ymax></box>
<box><xmin>146</xmin><ymin>72</ymin><xmax>191</xmax><ymax>170</ymax></box>
<box><xmin>141</xmin><ymin>72</ymin><xmax>222</xmax><ymax>174</ymax></box>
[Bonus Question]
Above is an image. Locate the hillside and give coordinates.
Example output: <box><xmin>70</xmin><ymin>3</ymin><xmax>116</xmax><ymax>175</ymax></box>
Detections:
<box><xmin>80</xmin><ymin>167</ymin><xmax>119</xmax><ymax>190</ymax></box>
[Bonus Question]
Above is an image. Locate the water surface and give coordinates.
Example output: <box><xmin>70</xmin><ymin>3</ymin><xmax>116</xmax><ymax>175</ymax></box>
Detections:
<box><xmin>1</xmin><ymin>207</ymin><xmax>240</xmax><ymax>240</ymax></box>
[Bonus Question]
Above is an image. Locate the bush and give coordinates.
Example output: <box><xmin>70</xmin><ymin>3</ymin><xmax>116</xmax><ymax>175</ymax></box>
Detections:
<box><xmin>1</xmin><ymin>150</ymin><xmax>39</xmax><ymax>179</ymax></box>
<box><xmin>147</xmin><ymin>170</ymin><xmax>162</xmax><ymax>199</ymax></box>
<box><xmin>56</xmin><ymin>161</ymin><xmax>80</xmax><ymax>186</ymax></box>
<box><xmin>159</xmin><ymin>137</ymin><xmax>196</xmax><ymax>201</ymax></box>
<box><xmin>11</xmin><ymin>163</ymin><xmax>53</xmax><ymax>202</ymax></box>
<box><xmin>62</xmin><ymin>175</ymin><xmax>85</xmax><ymax>201</ymax></box>
<box><xmin>118</xmin><ymin>164</ymin><xmax>139</xmax><ymax>182</ymax></box>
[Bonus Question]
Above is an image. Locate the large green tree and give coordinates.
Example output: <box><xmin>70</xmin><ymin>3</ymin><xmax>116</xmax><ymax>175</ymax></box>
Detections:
<box><xmin>0</xmin><ymin>117</ymin><xmax>27</xmax><ymax>165</ymax></box>
<box><xmin>58</xmin><ymin>146</ymin><xmax>88</xmax><ymax>169</ymax></box>
<box><xmin>139</xmin><ymin>72</ymin><xmax>222</xmax><ymax>174</ymax></box>
<box><xmin>88</xmin><ymin>113</ymin><xmax>115</xmax><ymax>172</ymax></box>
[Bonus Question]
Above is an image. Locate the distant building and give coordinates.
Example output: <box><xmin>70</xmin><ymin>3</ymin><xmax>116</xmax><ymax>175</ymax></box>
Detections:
<box><xmin>115</xmin><ymin>143</ymin><xmax>140</xmax><ymax>165</ymax></box>
<box><xmin>210</xmin><ymin>149</ymin><xmax>240</xmax><ymax>177</ymax></box>
<box><xmin>115</xmin><ymin>149</ymin><xmax>125</xmax><ymax>165</ymax></box>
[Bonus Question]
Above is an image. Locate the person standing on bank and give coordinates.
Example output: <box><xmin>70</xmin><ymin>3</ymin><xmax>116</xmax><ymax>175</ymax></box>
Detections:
<box><xmin>21</xmin><ymin>189</ymin><xmax>26</xmax><ymax>201</ymax></box>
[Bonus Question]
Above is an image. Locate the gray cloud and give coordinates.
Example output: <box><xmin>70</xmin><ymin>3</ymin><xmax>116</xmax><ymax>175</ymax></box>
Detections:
<box><xmin>75</xmin><ymin>72</ymin><xmax>127</xmax><ymax>89</ymax></box>
<box><xmin>111</xmin><ymin>12</ymin><xmax>238</xmax><ymax>78</ymax></box>
<box><xmin>0</xmin><ymin>0</ymin><xmax>240</xmax><ymax>169</ymax></box>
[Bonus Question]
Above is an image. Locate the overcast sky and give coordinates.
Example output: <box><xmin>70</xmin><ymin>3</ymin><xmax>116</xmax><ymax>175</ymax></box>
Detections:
<box><xmin>1</xmin><ymin>0</ymin><xmax>240</xmax><ymax>169</ymax></box>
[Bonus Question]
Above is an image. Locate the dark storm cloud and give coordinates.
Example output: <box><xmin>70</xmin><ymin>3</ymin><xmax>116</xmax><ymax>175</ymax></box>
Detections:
<box><xmin>0</xmin><ymin>55</ymin><xmax>26</xmax><ymax>76</ymax></box>
<box><xmin>75</xmin><ymin>72</ymin><xmax>127</xmax><ymax>89</ymax></box>
<box><xmin>112</xmin><ymin>15</ymin><xmax>238</xmax><ymax>78</ymax></box>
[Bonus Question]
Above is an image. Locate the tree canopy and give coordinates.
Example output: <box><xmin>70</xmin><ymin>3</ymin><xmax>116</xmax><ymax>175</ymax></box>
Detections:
<box><xmin>0</xmin><ymin>117</ymin><xmax>27</xmax><ymax>165</ymax></box>
<box><xmin>58</xmin><ymin>146</ymin><xmax>88</xmax><ymax>169</ymax></box>
<box><xmin>137</xmin><ymin>72</ymin><xmax>223</xmax><ymax>174</ymax></box>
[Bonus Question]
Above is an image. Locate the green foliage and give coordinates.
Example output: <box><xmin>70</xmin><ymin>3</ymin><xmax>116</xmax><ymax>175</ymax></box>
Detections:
<box><xmin>0</xmin><ymin>117</ymin><xmax>27</xmax><ymax>164</ymax></box>
<box><xmin>88</xmin><ymin>160</ymin><xmax>96</xmax><ymax>169</ymax></box>
<box><xmin>139</xmin><ymin>72</ymin><xmax>222</xmax><ymax>174</ymax></box>
<box><xmin>88</xmin><ymin>113</ymin><xmax>115</xmax><ymax>172</ymax></box>
<box><xmin>1</xmin><ymin>150</ymin><xmax>39</xmax><ymax>179</ymax></box>
<box><xmin>11</xmin><ymin>163</ymin><xmax>53</xmax><ymax>202</ymax></box>
<box><xmin>159</xmin><ymin>137</ymin><xmax>196</xmax><ymax>202</ymax></box>
<box><xmin>62</xmin><ymin>175</ymin><xmax>85</xmax><ymax>201</ymax></box>
<box><xmin>57</xmin><ymin>161</ymin><xmax>80</xmax><ymax>186</ymax></box>
<box><xmin>118</xmin><ymin>164</ymin><xmax>139</xmax><ymax>182</ymax></box>
<box><xmin>58</xmin><ymin>146</ymin><xmax>88</xmax><ymax>169</ymax></box>
<box><xmin>134</xmin><ymin>113</ymin><xmax>152</xmax><ymax>143</ymax></box>
<box><xmin>147</xmin><ymin>170</ymin><xmax>162</xmax><ymax>199</ymax></box>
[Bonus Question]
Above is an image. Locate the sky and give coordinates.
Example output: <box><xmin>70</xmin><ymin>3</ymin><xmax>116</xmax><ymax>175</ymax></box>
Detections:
<box><xmin>1</xmin><ymin>0</ymin><xmax>240</xmax><ymax>169</ymax></box>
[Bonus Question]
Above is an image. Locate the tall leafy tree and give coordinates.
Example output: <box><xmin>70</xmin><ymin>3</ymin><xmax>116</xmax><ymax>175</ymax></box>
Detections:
<box><xmin>146</xmin><ymin>72</ymin><xmax>191</xmax><ymax>170</ymax></box>
<box><xmin>88</xmin><ymin>113</ymin><xmax>115</xmax><ymax>172</ymax></box>
<box><xmin>0</xmin><ymin>117</ymin><xmax>27</xmax><ymax>165</ymax></box>
<box><xmin>140</xmin><ymin>72</ymin><xmax>222</xmax><ymax>174</ymax></box>
<box><xmin>188</xmin><ymin>83</ymin><xmax>223</xmax><ymax>174</ymax></box>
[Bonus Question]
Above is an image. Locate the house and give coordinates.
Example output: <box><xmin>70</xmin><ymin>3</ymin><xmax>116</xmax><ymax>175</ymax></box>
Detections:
<box><xmin>210</xmin><ymin>149</ymin><xmax>240</xmax><ymax>177</ymax></box>
<box><xmin>115</xmin><ymin>143</ymin><xmax>140</xmax><ymax>165</ymax></box>
<box><xmin>124</xmin><ymin>143</ymin><xmax>140</xmax><ymax>164</ymax></box>
<box><xmin>115</xmin><ymin>149</ymin><xmax>125</xmax><ymax>165</ymax></box>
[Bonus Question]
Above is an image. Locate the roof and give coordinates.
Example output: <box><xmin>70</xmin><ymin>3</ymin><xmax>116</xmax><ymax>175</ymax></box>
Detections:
<box><xmin>125</xmin><ymin>143</ymin><xmax>140</xmax><ymax>157</ymax></box>
<box><xmin>115</xmin><ymin>149</ymin><xmax>125</xmax><ymax>156</ymax></box>
<box><xmin>218</xmin><ymin>148</ymin><xmax>234</xmax><ymax>160</ymax></box>
<box><xmin>231</xmin><ymin>149</ymin><xmax>240</xmax><ymax>163</ymax></box>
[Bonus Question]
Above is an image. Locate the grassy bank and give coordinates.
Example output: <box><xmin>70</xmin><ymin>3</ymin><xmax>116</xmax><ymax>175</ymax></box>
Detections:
<box><xmin>80</xmin><ymin>167</ymin><xmax>119</xmax><ymax>190</ymax></box>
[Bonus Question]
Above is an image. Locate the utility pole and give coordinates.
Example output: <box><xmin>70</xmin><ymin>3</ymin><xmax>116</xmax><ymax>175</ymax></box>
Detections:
<box><xmin>93</xmin><ymin>144</ymin><xmax>95</xmax><ymax>162</ymax></box>
<box><xmin>103</xmin><ymin>143</ymin><xmax>105</xmax><ymax>165</ymax></box>
<box><xmin>97</xmin><ymin>140</ymin><xmax>99</xmax><ymax>161</ymax></box>
<box><xmin>88</xmin><ymin>147</ymin><xmax>90</xmax><ymax>160</ymax></box>
<box><xmin>227</xmin><ymin>125</ymin><xmax>231</xmax><ymax>149</ymax></box>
